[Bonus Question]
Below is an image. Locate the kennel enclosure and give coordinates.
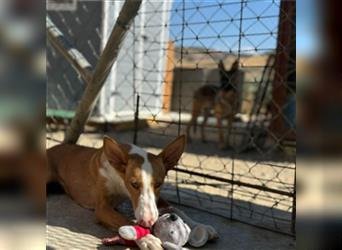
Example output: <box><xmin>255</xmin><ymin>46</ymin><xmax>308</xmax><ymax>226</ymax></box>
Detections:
<box><xmin>47</xmin><ymin>0</ymin><xmax>296</xmax><ymax>236</ymax></box>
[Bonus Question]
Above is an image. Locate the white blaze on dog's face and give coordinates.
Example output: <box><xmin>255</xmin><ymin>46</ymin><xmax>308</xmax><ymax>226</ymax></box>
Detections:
<box><xmin>103</xmin><ymin>135</ymin><xmax>186</xmax><ymax>228</ymax></box>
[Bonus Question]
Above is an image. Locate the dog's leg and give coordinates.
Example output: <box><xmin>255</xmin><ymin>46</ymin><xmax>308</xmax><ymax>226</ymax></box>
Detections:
<box><xmin>215</xmin><ymin>114</ymin><xmax>225</xmax><ymax>149</ymax></box>
<box><xmin>95</xmin><ymin>196</ymin><xmax>132</xmax><ymax>231</ymax></box>
<box><xmin>186</xmin><ymin>117</ymin><xmax>193</xmax><ymax>142</ymax></box>
<box><xmin>201</xmin><ymin>108</ymin><xmax>210</xmax><ymax>143</ymax></box>
<box><xmin>186</xmin><ymin>99</ymin><xmax>201</xmax><ymax>142</ymax></box>
<box><xmin>225</xmin><ymin>95</ymin><xmax>237</xmax><ymax>148</ymax></box>
<box><xmin>225</xmin><ymin>115</ymin><xmax>234</xmax><ymax>147</ymax></box>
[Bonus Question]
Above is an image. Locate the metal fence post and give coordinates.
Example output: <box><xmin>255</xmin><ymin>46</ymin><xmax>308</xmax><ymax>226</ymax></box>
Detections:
<box><xmin>133</xmin><ymin>95</ymin><xmax>140</xmax><ymax>145</ymax></box>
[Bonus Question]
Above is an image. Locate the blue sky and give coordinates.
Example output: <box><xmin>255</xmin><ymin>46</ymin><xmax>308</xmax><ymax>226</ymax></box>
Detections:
<box><xmin>169</xmin><ymin>0</ymin><xmax>315</xmax><ymax>56</ymax></box>
<box><xmin>169</xmin><ymin>0</ymin><xmax>281</xmax><ymax>53</ymax></box>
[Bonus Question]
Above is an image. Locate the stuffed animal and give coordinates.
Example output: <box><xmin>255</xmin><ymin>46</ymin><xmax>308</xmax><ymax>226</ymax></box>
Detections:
<box><xmin>102</xmin><ymin>213</ymin><xmax>191</xmax><ymax>250</ymax></box>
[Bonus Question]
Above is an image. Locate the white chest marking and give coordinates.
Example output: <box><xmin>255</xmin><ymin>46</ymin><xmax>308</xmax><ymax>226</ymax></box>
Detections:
<box><xmin>99</xmin><ymin>158</ymin><xmax>129</xmax><ymax>197</ymax></box>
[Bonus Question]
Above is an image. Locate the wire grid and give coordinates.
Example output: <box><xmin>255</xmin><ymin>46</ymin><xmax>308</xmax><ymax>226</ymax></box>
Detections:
<box><xmin>132</xmin><ymin>0</ymin><xmax>295</xmax><ymax>236</ymax></box>
<box><xmin>46</xmin><ymin>0</ymin><xmax>296</xmax><ymax>236</ymax></box>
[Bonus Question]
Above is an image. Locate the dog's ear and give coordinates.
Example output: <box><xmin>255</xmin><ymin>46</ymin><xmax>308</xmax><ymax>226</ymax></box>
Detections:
<box><xmin>159</xmin><ymin>135</ymin><xmax>186</xmax><ymax>171</ymax></box>
<box><xmin>230</xmin><ymin>59</ymin><xmax>239</xmax><ymax>71</ymax></box>
<box><xmin>103</xmin><ymin>136</ymin><xmax>128</xmax><ymax>172</ymax></box>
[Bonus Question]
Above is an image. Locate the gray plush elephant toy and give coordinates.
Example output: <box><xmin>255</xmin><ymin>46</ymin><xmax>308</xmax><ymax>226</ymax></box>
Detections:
<box><xmin>102</xmin><ymin>212</ymin><xmax>217</xmax><ymax>249</ymax></box>
<box><xmin>153</xmin><ymin>213</ymin><xmax>191</xmax><ymax>250</ymax></box>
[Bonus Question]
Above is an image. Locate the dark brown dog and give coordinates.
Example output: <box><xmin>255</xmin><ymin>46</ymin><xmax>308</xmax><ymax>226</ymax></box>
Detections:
<box><xmin>186</xmin><ymin>60</ymin><xmax>241</xmax><ymax>149</ymax></box>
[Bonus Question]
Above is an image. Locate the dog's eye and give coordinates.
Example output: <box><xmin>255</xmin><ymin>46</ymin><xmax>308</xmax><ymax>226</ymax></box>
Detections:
<box><xmin>131</xmin><ymin>181</ymin><xmax>139</xmax><ymax>189</ymax></box>
<box><xmin>155</xmin><ymin>182</ymin><xmax>163</xmax><ymax>189</ymax></box>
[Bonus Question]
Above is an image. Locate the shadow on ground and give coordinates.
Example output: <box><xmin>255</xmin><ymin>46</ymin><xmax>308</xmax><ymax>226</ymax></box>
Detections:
<box><xmin>86</xmin><ymin>124</ymin><xmax>295</xmax><ymax>164</ymax></box>
<box><xmin>47</xmin><ymin>185</ymin><xmax>295</xmax><ymax>250</ymax></box>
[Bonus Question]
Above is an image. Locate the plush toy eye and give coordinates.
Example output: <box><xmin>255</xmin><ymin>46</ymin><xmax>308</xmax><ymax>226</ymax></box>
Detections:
<box><xmin>131</xmin><ymin>181</ymin><xmax>139</xmax><ymax>189</ymax></box>
<box><xmin>169</xmin><ymin>230</ymin><xmax>177</xmax><ymax>239</ymax></box>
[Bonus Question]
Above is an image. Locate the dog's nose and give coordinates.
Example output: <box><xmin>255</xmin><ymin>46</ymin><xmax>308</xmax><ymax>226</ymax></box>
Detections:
<box><xmin>169</xmin><ymin>213</ymin><xmax>178</xmax><ymax>221</ymax></box>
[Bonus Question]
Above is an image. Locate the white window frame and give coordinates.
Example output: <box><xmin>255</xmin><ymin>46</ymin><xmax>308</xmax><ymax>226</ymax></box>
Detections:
<box><xmin>47</xmin><ymin>0</ymin><xmax>77</xmax><ymax>11</ymax></box>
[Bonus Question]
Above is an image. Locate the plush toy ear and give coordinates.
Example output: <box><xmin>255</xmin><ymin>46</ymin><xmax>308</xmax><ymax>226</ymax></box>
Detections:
<box><xmin>103</xmin><ymin>136</ymin><xmax>128</xmax><ymax>173</ymax></box>
<box><xmin>188</xmin><ymin>226</ymin><xmax>209</xmax><ymax>248</ymax></box>
<box><xmin>159</xmin><ymin>135</ymin><xmax>186</xmax><ymax>171</ymax></box>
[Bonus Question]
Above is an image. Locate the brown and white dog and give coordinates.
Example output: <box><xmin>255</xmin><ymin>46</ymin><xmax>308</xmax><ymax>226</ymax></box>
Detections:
<box><xmin>186</xmin><ymin>60</ymin><xmax>241</xmax><ymax>149</ymax></box>
<box><xmin>47</xmin><ymin>135</ymin><xmax>217</xmax><ymax>249</ymax></box>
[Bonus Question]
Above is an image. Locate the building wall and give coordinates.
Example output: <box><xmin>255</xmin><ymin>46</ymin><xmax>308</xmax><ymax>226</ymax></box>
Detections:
<box><xmin>47</xmin><ymin>1</ymin><xmax>102</xmax><ymax>112</ymax></box>
<box><xmin>98</xmin><ymin>0</ymin><xmax>173</xmax><ymax>120</ymax></box>
<box><xmin>47</xmin><ymin>0</ymin><xmax>172</xmax><ymax>121</ymax></box>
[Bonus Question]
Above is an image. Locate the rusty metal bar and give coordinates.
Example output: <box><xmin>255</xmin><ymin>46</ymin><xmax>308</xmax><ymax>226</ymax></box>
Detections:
<box><xmin>291</xmin><ymin>168</ymin><xmax>296</xmax><ymax>235</ymax></box>
<box><xmin>269</xmin><ymin>0</ymin><xmax>296</xmax><ymax>139</ymax></box>
<box><xmin>174</xmin><ymin>167</ymin><xmax>294</xmax><ymax>197</ymax></box>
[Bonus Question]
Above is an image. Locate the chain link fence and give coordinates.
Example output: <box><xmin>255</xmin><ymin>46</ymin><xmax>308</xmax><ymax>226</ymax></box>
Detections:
<box><xmin>47</xmin><ymin>0</ymin><xmax>295</xmax><ymax>236</ymax></box>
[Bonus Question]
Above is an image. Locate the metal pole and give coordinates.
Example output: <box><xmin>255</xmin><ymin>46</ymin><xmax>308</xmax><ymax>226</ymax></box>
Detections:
<box><xmin>64</xmin><ymin>0</ymin><xmax>142</xmax><ymax>144</ymax></box>
<box><xmin>133</xmin><ymin>95</ymin><xmax>140</xmax><ymax>145</ymax></box>
<box><xmin>291</xmin><ymin>169</ymin><xmax>296</xmax><ymax>236</ymax></box>
<box><xmin>230</xmin><ymin>0</ymin><xmax>245</xmax><ymax>221</ymax></box>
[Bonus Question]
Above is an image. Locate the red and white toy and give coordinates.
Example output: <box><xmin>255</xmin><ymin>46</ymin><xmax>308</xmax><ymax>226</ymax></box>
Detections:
<box><xmin>102</xmin><ymin>212</ymin><xmax>218</xmax><ymax>250</ymax></box>
<box><xmin>102</xmin><ymin>213</ymin><xmax>193</xmax><ymax>250</ymax></box>
<box><xmin>102</xmin><ymin>225</ymin><xmax>151</xmax><ymax>247</ymax></box>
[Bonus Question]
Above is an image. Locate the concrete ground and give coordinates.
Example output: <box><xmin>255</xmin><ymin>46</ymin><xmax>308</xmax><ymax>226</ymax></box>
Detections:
<box><xmin>47</xmin><ymin>127</ymin><xmax>295</xmax><ymax>234</ymax></box>
<box><xmin>47</xmin><ymin>120</ymin><xmax>295</xmax><ymax>249</ymax></box>
<box><xmin>47</xmin><ymin>195</ymin><xmax>295</xmax><ymax>250</ymax></box>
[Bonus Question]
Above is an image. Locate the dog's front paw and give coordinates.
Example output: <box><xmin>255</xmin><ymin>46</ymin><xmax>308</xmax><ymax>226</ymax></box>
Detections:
<box><xmin>188</xmin><ymin>224</ymin><xmax>219</xmax><ymax>247</ymax></box>
<box><xmin>135</xmin><ymin>234</ymin><xmax>163</xmax><ymax>250</ymax></box>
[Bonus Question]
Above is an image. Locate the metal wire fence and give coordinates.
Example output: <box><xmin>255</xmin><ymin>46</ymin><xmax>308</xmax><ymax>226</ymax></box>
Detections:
<box><xmin>47</xmin><ymin>0</ymin><xmax>296</xmax><ymax>236</ymax></box>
